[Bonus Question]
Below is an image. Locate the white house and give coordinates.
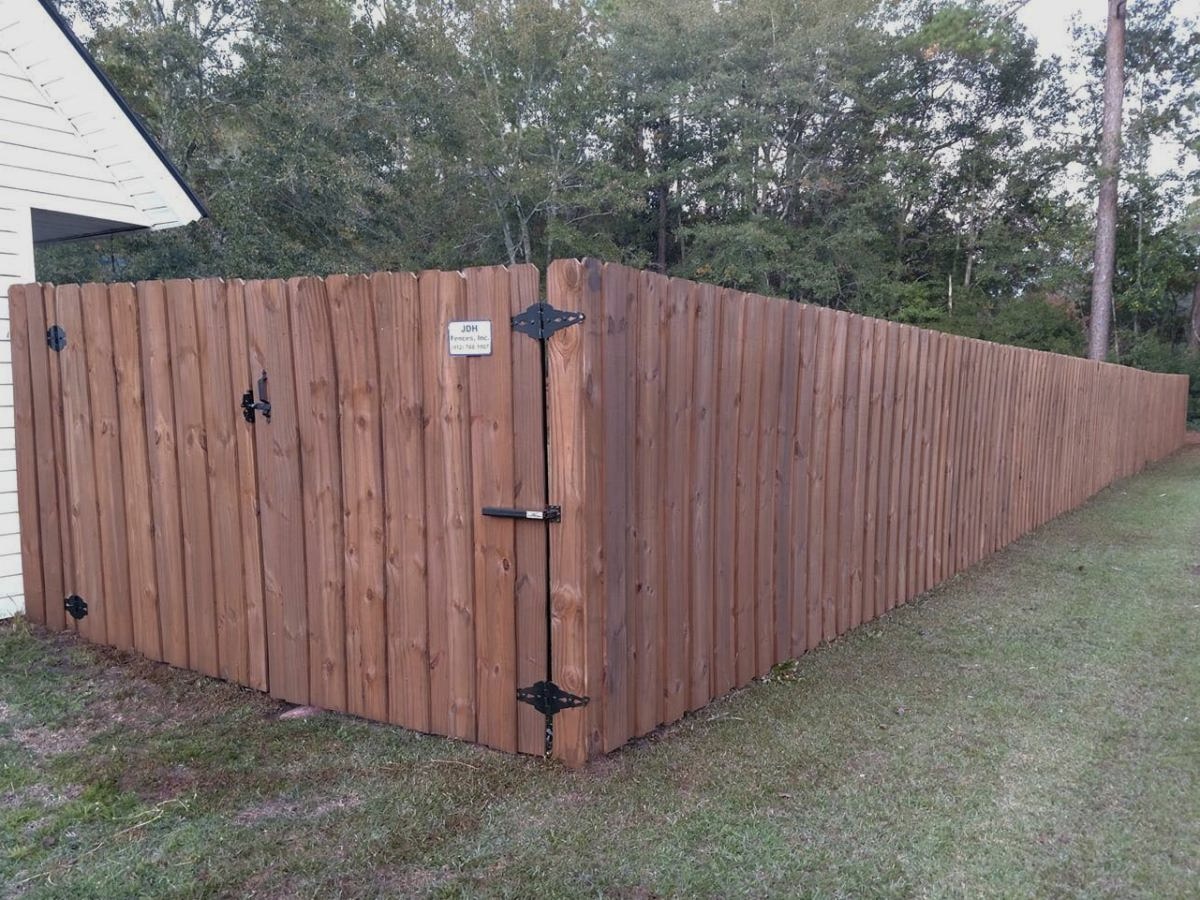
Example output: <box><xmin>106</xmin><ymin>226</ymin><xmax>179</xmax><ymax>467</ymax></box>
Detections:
<box><xmin>0</xmin><ymin>0</ymin><xmax>205</xmax><ymax>618</ymax></box>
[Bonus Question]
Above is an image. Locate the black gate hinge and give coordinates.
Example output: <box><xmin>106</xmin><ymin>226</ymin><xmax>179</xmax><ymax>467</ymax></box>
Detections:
<box><xmin>517</xmin><ymin>680</ymin><xmax>589</xmax><ymax>716</ymax></box>
<box><xmin>47</xmin><ymin>325</ymin><xmax>66</xmax><ymax>352</ymax></box>
<box><xmin>64</xmin><ymin>594</ymin><xmax>88</xmax><ymax>620</ymax></box>
<box><xmin>511</xmin><ymin>301</ymin><xmax>584</xmax><ymax>341</ymax></box>
<box><xmin>482</xmin><ymin>505</ymin><xmax>561</xmax><ymax>523</ymax></box>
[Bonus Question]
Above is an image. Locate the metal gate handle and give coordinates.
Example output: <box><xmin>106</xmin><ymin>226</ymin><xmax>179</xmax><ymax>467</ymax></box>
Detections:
<box><xmin>241</xmin><ymin>370</ymin><xmax>272</xmax><ymax>423</ymax></box>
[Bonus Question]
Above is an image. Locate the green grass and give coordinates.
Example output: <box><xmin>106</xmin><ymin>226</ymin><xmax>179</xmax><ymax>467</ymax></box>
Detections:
<box><xmin>3</xmin><ymin>448</ymin><xmax>1200</xmax><ymax>898</ymax></box>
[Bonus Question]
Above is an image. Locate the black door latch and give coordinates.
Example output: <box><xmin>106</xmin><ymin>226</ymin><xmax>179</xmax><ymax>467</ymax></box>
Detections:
<box><xmin>64</xmin><ymin>595</ymin><xmax>88</xmax><ymax>620</ymax></box>
<box><xmin>242</xmin><ymin>370</ymin><xmax>272</xmax><ymax>423</ymax></box>
<box><xmin>482</xmin><ymin>505</ymin><xmax>561</xmax><ymax>523</ymax></box>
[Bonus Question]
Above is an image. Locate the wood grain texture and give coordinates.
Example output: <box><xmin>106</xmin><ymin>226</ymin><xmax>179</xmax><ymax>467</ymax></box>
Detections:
<box><xmin>245</xmin><ymin>278</ymin><xmax>309</xmax><ymax>705</ymax></box>
<box><xmin>109</xmin><ymin>282</ymin><xmax>161</xmax><ymax>661</ymax></box>
<box><xmin>375</xmin><ymin>271</ymin><xmax>431</xmax><ymax>734</ymax></box>
<box><xmin>82</xmin><ymin>283</ymin><xmax>133</xmax><ymax>651</ymax></box>
<box><xmin>137</xmin><ymin>280</ymin><xmax>187</xmax><ymax>666</ymax></box>
<box><xmin>464</xmin><ymin>266</ymin><xmax>518</xmax><ymax>752</ymax></box>
<box><xmin>17</xmin><ymin>264</ymin><xmax>1188</xmax><ymax>769</ymax></box>
<box><xmin>10</xmin><ymin>285</ymin><xmax>44</xmax><ymax>626</ymax></box>
<box><xmin>194</xmin><ymin>278</ymin><xmax>250</xmax><ymax>685</ymax></box>
<box><xmin>328</xmin><ymin>274</ymin><xmax>388</xmax><ymax>723</ymax></box>
<box><xmin>27</xmin><ymin>285</ymin><xmax>67</xmax><ymax>632</ymax></box>
<box><xmin>224</xmin><ymin>281</ymin><xmax>268</xmax><ymax>691</ymax></box>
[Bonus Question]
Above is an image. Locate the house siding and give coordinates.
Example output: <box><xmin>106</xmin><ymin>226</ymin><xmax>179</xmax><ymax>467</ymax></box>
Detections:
<box><xmin>0</xmin><ymin>203</ymin><xmax>32</xmax><ymax>619</ymax></box>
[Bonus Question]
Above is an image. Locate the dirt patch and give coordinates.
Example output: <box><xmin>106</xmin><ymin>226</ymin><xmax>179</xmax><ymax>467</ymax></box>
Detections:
<box><xmin>0</xmin><ymin>782</ymin><xmax>82</xmax><ymax>811</ymax></box>
<box><xmin>11</xmin><ymin>723</ymin><xmax>90</xmax><ymax>759</ymax></box>
<box><xmin>1188</xmin><ymin>564</ymin><xmax>1200</xmax><ymax>577</ymax></box>
<box><xmin>117</xmin><ymin>763</ymin><xmax>202</xmax><ymax>804</ymax></box>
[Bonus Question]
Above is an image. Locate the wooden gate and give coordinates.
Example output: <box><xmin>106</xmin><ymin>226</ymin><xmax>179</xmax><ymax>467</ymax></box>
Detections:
<box><xmin>10</xmin><ymin>267</ymin><xmax>549</xmax><ymax>755</ymax></box>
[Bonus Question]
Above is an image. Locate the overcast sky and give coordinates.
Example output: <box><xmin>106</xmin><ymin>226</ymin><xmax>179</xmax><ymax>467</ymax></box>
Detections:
<box><xmin>1017</xmin><ymin>0</ymin><xmax>1200</xmax><ymax>61</ymax></box>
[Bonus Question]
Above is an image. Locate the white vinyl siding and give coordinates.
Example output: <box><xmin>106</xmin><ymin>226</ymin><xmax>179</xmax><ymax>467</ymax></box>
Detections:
<box><xmin>0</xmin><ymin>203</ymin><xmax>31</xmax><ymax>619</ymax></box>
<box><xmin>0</xmin><ymin>1</ymin><xmax>203</xmax><ymax>620</ymax></box>
<box><xmin>0</xmin><ymin>49</ymin><xmax>154</xmax><ymax>227</ymax></box>
<box><xmin>1</xmin><ymin>8</ymin><xmax>201</xmax><ymax>231</ymax></box>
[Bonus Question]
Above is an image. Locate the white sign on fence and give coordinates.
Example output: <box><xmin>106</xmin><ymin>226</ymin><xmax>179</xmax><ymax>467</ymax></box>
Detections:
<box><xmin>447</xmin><ymin>320</ymin><xmax>493</xmax><ymax>357</ymax></box>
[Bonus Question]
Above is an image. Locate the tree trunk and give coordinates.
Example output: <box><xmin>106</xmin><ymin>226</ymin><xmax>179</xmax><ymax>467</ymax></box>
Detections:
<box><xmin>1088</xmin><ymin>0</ymin><xmax>1126</xmax><ymax>361</ymax></box>
<box><xmin>1189</xmin><ymin>278</ymin><xmax>1200</xmax><ymax>353</ymax></box>
<box><xmin>656</xmin><ymin>181</ymin><xmax>669</xmax><ymax>273</ymax></box>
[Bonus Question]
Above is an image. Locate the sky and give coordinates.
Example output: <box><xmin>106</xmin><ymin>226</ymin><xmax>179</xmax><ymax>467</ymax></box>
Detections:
<box><xmin>1017</xmin><ymin>0</ymin><xmax>1200</xmax><ymax>61</ymax></box>
<box><xmin>1017</xmin><ymin>0</ymin><xmax>1200</xmax><ymax>178</ymax></box>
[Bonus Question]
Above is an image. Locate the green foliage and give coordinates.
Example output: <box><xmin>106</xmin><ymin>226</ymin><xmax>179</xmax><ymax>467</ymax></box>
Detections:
<box><xmin>36</xmin><ymin>0</ymin><xmax>1200</xmax><ymax>375</ymax></box>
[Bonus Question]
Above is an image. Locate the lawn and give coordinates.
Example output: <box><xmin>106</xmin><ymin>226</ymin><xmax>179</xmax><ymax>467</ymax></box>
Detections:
<box><xmin>2</xmin><ymin>447</ymin><xmax>1199</xmax><ymax>899</ymax></box>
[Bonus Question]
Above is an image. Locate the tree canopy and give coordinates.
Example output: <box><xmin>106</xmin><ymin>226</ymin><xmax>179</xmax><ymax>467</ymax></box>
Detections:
<box><xmin>40</xmin><ymin>0</ymin><xmax>1200</xmax><ymax>415</ymax></box>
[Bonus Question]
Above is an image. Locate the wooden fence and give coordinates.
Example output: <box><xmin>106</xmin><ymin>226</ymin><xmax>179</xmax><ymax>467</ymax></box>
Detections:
<box><xmin>9</xmin><ymin>259</ymin><xmax>1189</xmax><ymax>766</ymax></box>
<box><xmin>10</xmin><ymin>267</ymin><xmax>550</xmax><ymax>756</ymax></box>
<box><xmin>544</xmin><ymin>260</ymin><xmax>1189</xmax><ymax>765</ymax></box>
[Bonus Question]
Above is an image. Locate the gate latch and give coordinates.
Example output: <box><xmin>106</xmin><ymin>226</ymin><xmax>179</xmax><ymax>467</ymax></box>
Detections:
<box><xmin>482</xmin><ymin>505</ymin><xmax>561</xmax><ymax>523</ymax></box>
<box><xmin>64</xmin><ymin>594</ymin><xmax>88</xmax><ymax>620</ymax></box>
<box><xmin>241</xmin><ymin>370</ymin><xmax>272</xmax><ymax>423</ymax></box>
<box><xmin>517</xmin><ymin>680</ymin><xmax>589</xmax><ymax>716</ymax></box>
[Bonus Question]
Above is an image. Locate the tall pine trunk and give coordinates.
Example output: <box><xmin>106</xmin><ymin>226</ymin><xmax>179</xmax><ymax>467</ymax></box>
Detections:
<box><xmin>1088</xmin><ymin>0</ymin><xmax>1127</xmax><ymax>361</ymax></box>
<box><xmin>1189</xmin><ymin>279</ymin><xmax>1200</xmax><ymax>354</ymax></box>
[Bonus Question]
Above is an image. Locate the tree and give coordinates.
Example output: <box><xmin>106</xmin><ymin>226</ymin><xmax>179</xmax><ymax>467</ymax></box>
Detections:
<box><xmin>1088</xmin><ymin>0</ymin><xmax>1127</xmax><ymax>360</ymax></box>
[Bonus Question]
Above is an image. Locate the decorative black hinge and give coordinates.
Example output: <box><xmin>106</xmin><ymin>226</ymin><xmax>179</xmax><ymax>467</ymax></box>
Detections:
<box><xmin>482</xmin><ymin>505</ymin><xmax>561</xmax><ymax>523</ymax></box>
<box><xmin>511</xmin><ymin>301</ymin><xmax>584</xmax><ymax>341</ymax></box>
<box><xmin>517</xmin><ymin>680</ymin><xmax>589</xmax><ymax>716</ymax></box>
<box><xmin>64</xmin><ymin>594</ymin><xmax>88</xmax><ymax>620</ymax></box>
<box><xmin>46</xmin><ymin>325</ymin><xmax>67</xmax><ymax>352</ymax></box>
<box><xmin>241</xmin><ymin>370</ymin><xmax>272</xmax><ymax>423</ymax></box>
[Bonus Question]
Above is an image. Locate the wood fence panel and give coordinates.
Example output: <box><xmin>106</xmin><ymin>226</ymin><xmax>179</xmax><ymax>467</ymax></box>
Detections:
<box><xmin>329</xmin><ymin>274</ymin><xmax>388</xmax><ymax>724</ymax></box>
<box><xmin>245</xmin><ymin>278</ymin><xmax>309</xmax><ymax>705</ymax></box>
<box><xmin>664</xmin><ymin>277</ymin><xmax>694</xmax><ymax>716</ymax></box>
<box><xmin>849</xmin><ymin>317</ymin><xmax>875</xmax><ymax>630</ymax></box>
<box><xmin>822</xmin><ymin>312</ymin><xmax>848</xmax><ymax>641</ymax></box>
<box><xmin>634</xmin><ymin>271</ymin><xmax>666</xmax><ymax>732</ymax></box>
<box><xmin>15</xmin><ymin>261</ymin><xmax>1187</xmax><ymax>768</ymax></box>
<box><xmin>836</xmin><ymin>315</ymin><xmax>862</xmax><ymax>637</ymax></box>
<box><xmin>806</xmin><ymin>308</ymin><xmax>833</xmax><ymax>647</ymax></box>
<box><xmin>9</xmin><ymin>286</ymin><xmax>43</xmax><ymax>627</ymax></box>
<box><xmin>872</xmin><ymin>322</ymin><xmax>899</xmax><ymax>620</ymax></box>
<box><xmin>599</xmin><ymin>264</ymin><xmax>634</xmax><ymax>747</ymax></box>
<box><xmin>545</xmin><ymin>259</ymin><xmax>1189</xmax><ymax>763</ymax></box>
<box><xmin>57</xmin><ymin>284</ymin><xmax>105</xmax><ymax>645</ymax></box>
<box><xmin>166</xmin><ymin>280</ymin><xmax>218</xmax><ymax>676</ymax></box>
<box><xmin>772</xmin><ymin>301</ymin><xmax>802</xmax><ymax>661</ymax></box>
<box><xmin>138</xmin><ymin>280</ymin><xmax>187</xmax><ymax>666</ymax></box>
<box><xmin>109</xmin><ymin>283</ymin><xmax>161</xmax><ymax>661</ymax></box>
<box><xmin>82</xmin><ymin>283</ymin><xmax>134</xmax><ymax>652</ymax></box>
<box><xmin>195</xmin><ymin>278</ymin><xmax>251</xmax><ymax>685</ymax></box>
<box><xmin>375</xmin><ymin>271</ymin><xmax>430</xmax><ymax>734</ymax></box>
<box><xmin>688</xmin><ymin>281</ymin><xmax>719</xmax><ymax>713</ymax></box>
<box><xmin>225</xmin><ymin>281</ymin><xmax>268</xmax><ymax>692</ymax></box>
<box><xmin>291</xmin><ymin>276</ymin><xmax>347</xmax><ymax>714</ymax></box>
<box><xmin>790</xmin><ymin>304</ymin><xmax>819</xmax><ymax>652</ymax></box>
<box><xmin>735</xmin><ymin>293</ymin><xmax>765</xmax><ymax>682</ymax></box>
<box><xmin>713</xmin><ymin>288</ymin><xmax>743</xmax><ymax>687</ymax></box>
<box><xmin>506</xmin><ymin>265</ymin><xmax>549</xmax><ymax>755</ymax></box>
